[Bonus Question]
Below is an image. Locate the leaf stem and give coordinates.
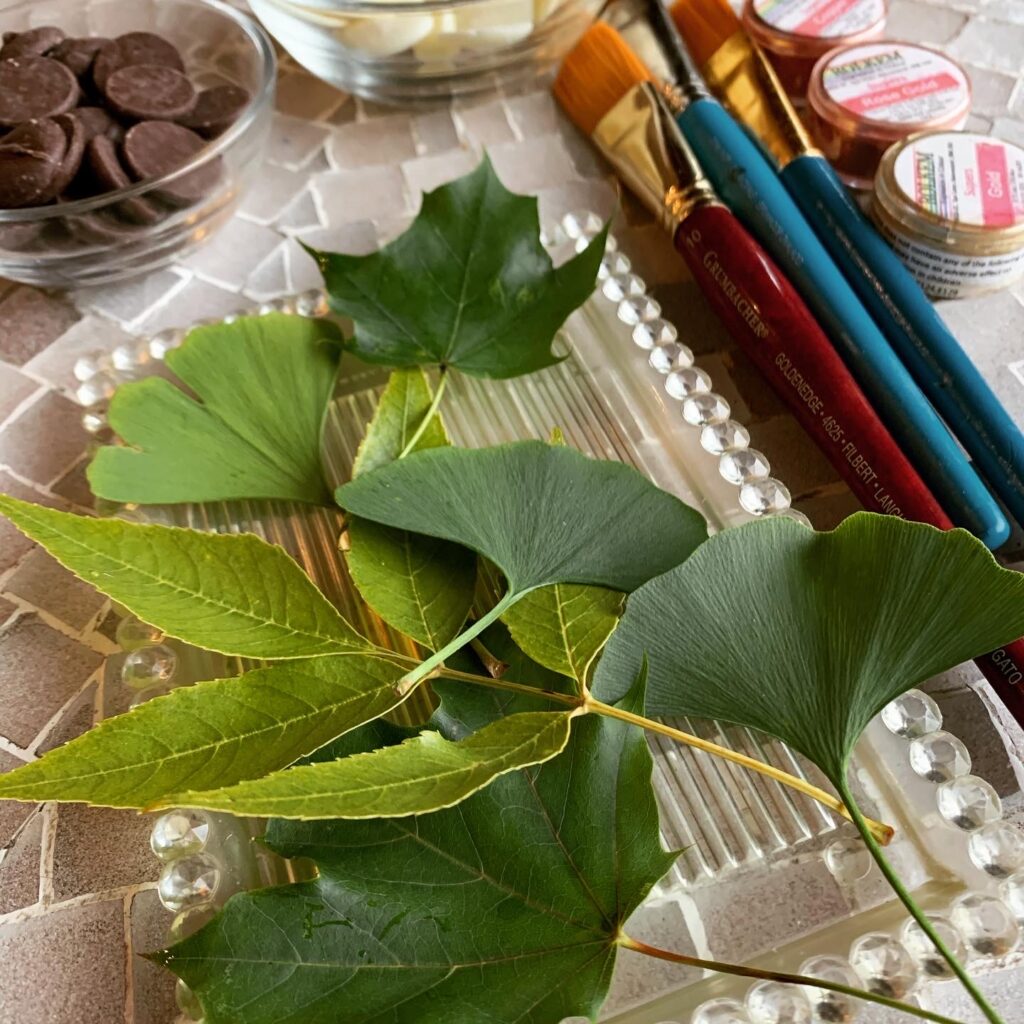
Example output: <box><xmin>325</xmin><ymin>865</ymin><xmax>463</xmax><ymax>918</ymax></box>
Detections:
<box><xmin>439</xmin><ymin>666</ymin><xmax>582</xmax><ymax>707</ymax></box>
<box><xmin>618</xmin><ymin>936</ymin><xmax>964</xmax><ymax>1024</ymax></box>
<box><xmin>588</xmin><ymin>698</ymin><xmax>893</xmax><ymax>846</ymax></box>
<box><xmin>837</xmin><ymin>780</ymin><xmax>1005</xmax><ymax>1024</ymax></box>
<box><xmin>398</xmin><ymin>369</ymin><xmax>449</xmax><ymax>459</ymax></box>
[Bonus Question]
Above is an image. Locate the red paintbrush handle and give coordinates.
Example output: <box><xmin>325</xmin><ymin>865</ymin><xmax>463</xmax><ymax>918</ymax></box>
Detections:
<box><xmin>673</xmin><ymin>204</ymin><xmax>951</xmax><ymax>527</ymax></box>
<box><xmin>976</xmin><ymin>640</ymin><xmax>1024</xmax><ymax>721</ymax></box>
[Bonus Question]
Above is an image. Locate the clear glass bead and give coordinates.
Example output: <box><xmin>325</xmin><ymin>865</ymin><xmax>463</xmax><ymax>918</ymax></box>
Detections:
<box><xmin>666</xmin><ymin>367</ymin><xmax>712</xmax><ymax>401</ymax></box>
<box><xmin>968</xmin><ymin>821</ymin><xmax>1024</xmax><ymax>878</ymax></box>
<box><xmin>111</xmin><ymin>341</ymin><xmax>150</xmax><ymax>373</ymax></box>
<box><xmin>693</xmin><ymin>998</ymin><xmax>750</xmax><ymax>1024</ymax></box>
<box><xmin>296</xmin><ymin>288</ymin><xmax>329</xmax><ymax>317</ymax></box>
<box><xmin>169</xmin><ymin>903</ymin><xmax>218</xmax><ymax>942</ymax></box>
<box><xmin>175</xmin><ymin>978</ymin><xmax>204</xmax><ymax>1020</ymax></box>
<box><xmin>849</xmin><ymin>934</ymin><xmax>918</xmax><ymax>998</ymax></box>
<box><xmin>900</xmin><ymin>915</ymin><xmax>965</xmax><ymax>978</ymax></box>
<box><xmin>151</xmin><ymin>809</ymin><xmax>212</xmax><ymax>860</ymax></box>
<box><xmin>73</xmin><ymin>352</ymin><xmax>109</xmax><ymax>382</ymax></box>
<box><xmin>951</xmin><ymin>893</ymin><xmax>1021</xmax><ymax>956</ymax></box>
<box><xmin>115</xmin><ymin>617</ymin><xmax>165</xmax><ymax>652</ymax></box>
<box><xmin>775</xmin><ymin>508</ymin><xmax>813</xmax><ymax>528</ymax></box>
<box><xmin>701</xmin><ymin>420</ymin><xmax>750</xmax><ymax>455</ymax></box>
<box><xmin>745</xmin><ymin>981</ymin><xmax>811</xmax><ymax>1024</ymax></box>
<box><xmin>880</xmin><ymin>690</ymin><xmax>941</xmax><ymax>738</ymax></box>
<box><xmin>633</xmin><ymin>318</ymin><xmax>676</xmax><ymax>351</ymax></box>
<box><xmin>824</xmin><ymin>838</ymin><xmax>872</xmax><ymax>884</ymax></box>
<box><xmin>682</xmin><ymin>392</ymin><xmax>731</xmax><ymax>427</ymax></box>
<box><xmin>720</xmin><ymin>449</ymin><xmax>770</xmax><ymax>486</ymax></box>
<box><xmin>908</xmin><ymin>730</ymin><xmax>971</xmax><ymax>782</ymax></box>
<box><xmin>739</xmin><ymin>478</ymin><xmax>791</xmax><ymax>515</ymax></box>
<box><xmin>650</xmin><ymin>342</ymin><xmax>694</xmax><ymax>375</ymax></box>
<box><xmin>122</xmin><ymin>644</ymin><xmax>178</xmax><ymax>689</ymax></box>
<box><xmin>598</xmin><ymin>252</ymin><xmax>632</xmax><ymax>280</ymax></box>
<box><xmin>937</xmin><ymin>775</ymin><xmax>1002</xmax><ymax>831</ymax></box>
<box><xmin>618</xmin><ymin>296</ymin><xmax>661</xmax><ymax>326</ymax></box>
<box><xmin>82</xmin><ymin>410</ymin><xmax>107</xmax><ymax>435</ymax></box>
<box><xmin>602</xmin><ymin>273</ymin><xmax>646</xmax><ymax>303</ymax></box>
<box><xmin>561</xmin><ymin>210</ymin><xmax>603</xmax><ymax>239</ymax></box>
<box><xmin>999</xmin><ymin>871</ymin><xmax>1024</xmax><ymax>922</ymax></box>
<box><xmin>128</xmin><ymin>686</ymin><xmax>165</xmax><ymax>708</ymax></box>
<box><xmin>799</xmin><ymin>955</ymin><xmax>860</xmax><ymax>1023</ymax></box>
<box><xmin>158</xmin><ymin>853</ymin><xmax>222</xmax><ymax>913</ymax></box>
<box><xmin>149</xmin><ymin>328</ymin><xmax>185</xmax><ymax>360</ymax></box>
<box><xmin>76</xmin><ymin>371</ymin><xmax>118</xmax><ymax>408</ymax></box>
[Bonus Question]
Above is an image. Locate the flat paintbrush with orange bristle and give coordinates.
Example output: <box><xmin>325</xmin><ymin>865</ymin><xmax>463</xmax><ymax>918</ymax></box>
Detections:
<box><xmin>552</xmin><ymin>24</ymin><xmax>952</xmax><ymax>537</ymax></box>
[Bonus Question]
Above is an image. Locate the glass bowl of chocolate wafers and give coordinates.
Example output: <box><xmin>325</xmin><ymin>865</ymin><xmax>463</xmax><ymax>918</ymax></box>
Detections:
<box><xmin>0</xmin><ymin>0</ymin><xmax>275</xmax><ymax>286</ymax></box>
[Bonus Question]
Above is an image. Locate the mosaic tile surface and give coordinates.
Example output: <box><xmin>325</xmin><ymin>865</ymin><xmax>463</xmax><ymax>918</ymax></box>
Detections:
<box><xmin>1</xmin><ymin>0</ymin><xmax>1023</xmax><ymax>1020</ymax></box>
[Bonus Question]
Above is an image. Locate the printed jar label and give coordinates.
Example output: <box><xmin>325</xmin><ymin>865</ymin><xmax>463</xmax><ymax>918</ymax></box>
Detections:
<box><xmin>893</xmin><ymin>131</ymin><xmax>1024</xmax><ymax>227</ymax></box>
<box><xmin>752</xmin><ymin>0</ymin><xmax>885</xmax><ymax>38</ymax></box>
<box><xmin>821</xmin><ymin>43</ymin><xmax>969</xmax><ymax>125</ymax></box>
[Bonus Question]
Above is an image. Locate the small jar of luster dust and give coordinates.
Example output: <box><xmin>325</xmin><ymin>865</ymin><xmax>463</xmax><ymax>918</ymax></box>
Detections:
<box><xmin>807</xmin><ymin>42</ymin><xmax>971</xmax><ymax>188</ymax></box>
<box><xmin>873</xmin><ymin>130</ymin><xmax>1024</xmax><ymax>299</ymax></box>
<box><xmin>742</xmin><ymin>0</ymin><xmax>887</xmax><ymax>102</ymax></box>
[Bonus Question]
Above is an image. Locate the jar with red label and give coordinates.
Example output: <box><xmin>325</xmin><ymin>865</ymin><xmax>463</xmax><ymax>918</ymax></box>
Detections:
<box><xmin>807</xmin><ymin>41</ymin><xmax>971</xmax><ymax>189</ymax></box>
<box><xmin>742</xmin><ymin>0</ymin><xmax>887</xmax><ymax>102</ymax></box>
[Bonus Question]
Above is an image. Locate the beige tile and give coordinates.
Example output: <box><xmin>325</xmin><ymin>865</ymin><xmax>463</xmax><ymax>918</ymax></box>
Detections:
<box><xmin>0</xmin><ymin>471</ymin><xmax>66</xmax><ymax>573</ymax></box>
<box><xmin>0</xmin><ymin>390</ymin><xmax>89</xmax><ymax>487</ymax></box>
<box><xmin>0</xmin><ymin>812</ymin><xmax>42</xmax><ymax>915</ymax></box>
<box><xmin>0</xmin><ymin>288</ymin><xmax>80</xmax><ymax>368</ymax></box>
<box><xmin>129</xmin><ymin>890</ymin><xmax>177</xmax><ymax>1024</ymax></box>
<box><xmin>0</xmin><ymin>750</ymin><xmax>33</xmax><ymax>847</ymax></box>
<box><xmin>6</xmin><ymin>549</ymin><xmax>105</xmax><ymax>633</ymax></box>
<box><xmin>0</xmin><ymin>362</ymin><xmax>38</xmax><ymax>426</ymax></box>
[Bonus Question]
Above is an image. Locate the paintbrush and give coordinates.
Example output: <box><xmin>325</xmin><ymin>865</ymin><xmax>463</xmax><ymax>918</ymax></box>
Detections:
<box><xmin>669</xmin><ymin>0</ymin><xmax>1024</xmax><ymax>539</ymax></box>
<box><xmin>552</xmin><ymin>24</ymin><xmax>950</xmax><ymax>532</ymax></box>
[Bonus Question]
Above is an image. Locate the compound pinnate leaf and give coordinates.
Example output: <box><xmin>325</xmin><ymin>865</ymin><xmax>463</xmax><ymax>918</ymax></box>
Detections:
<box><xmin>89</xmin><ymin>315</ymin><xmax>343</xmax><ymax>506</ymax></box>
<box><xmin>0</xmin><ymin>497</ymin><xmax>370</xmax><ymax>660</ymax></box>
<box><xmin>309</xmin><ymin>156</ymin><xmax>606</xmax><ymax>379</ymax></box>
<box><xmin>593</xmin><ymin>513</ymin><xmax>1024</xmax><ymax>784</ymax></box>
<box><xmin>153</xmin><ymin>674</ymin><xmax>674</xmax><ymax>1024</ymax></box>
<box><xmin>0</xmin><ymin>655</ymin><xmax>408</xmax><ymax>809</ymax></box>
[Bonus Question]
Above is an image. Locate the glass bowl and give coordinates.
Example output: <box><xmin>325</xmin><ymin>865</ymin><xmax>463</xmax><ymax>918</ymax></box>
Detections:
<box><xmin>247</xmin><ymin>0</ymin><xmax>600</xmax><ymax>104</ymax></box>
<box><xmin>0</xmin><ymin>0</ymin><xmax>276</xmax><ymax>287</ymax></box>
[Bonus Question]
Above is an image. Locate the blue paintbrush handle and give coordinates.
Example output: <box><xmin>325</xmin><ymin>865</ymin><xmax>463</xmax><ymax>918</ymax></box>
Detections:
<box><xmin>782</xmin><ymin>152</ymin><xmax>1024</xmax><ymax>530</ymax></box>
<box><xmin>676</xmin><ymin>97</ymin><xmax>1009</xmax><ymax>549</ymax></box>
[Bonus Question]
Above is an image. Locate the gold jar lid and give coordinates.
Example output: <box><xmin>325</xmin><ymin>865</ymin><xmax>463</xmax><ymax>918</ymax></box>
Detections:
<box><xmin>874</xmin><ymin>129</ymin><xmax>1024</xmax><ymax>256</ymax></box>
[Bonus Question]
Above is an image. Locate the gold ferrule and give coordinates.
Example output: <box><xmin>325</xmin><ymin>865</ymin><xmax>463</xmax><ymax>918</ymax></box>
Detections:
<box><xmin>703</xmin><ymin>31</ymin><xmax>818</xmax><ymax>168</ymax></box>
<box><xmin>592</xmin><ymin>82</ymin><xmax>719</xmax><ymax>234</ymax></box>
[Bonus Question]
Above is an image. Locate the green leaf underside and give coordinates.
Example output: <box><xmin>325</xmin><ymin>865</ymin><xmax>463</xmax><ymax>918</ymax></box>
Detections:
<box><xmin>155</xmin><ymin>674</ymin><xmax>674</xmax><ymax>1024</ymax></box>
<box><xmin>337</xmin><ymin>441</ymin><xmax>709</xmax><ymax>598</ymax></box>
<box><xmin>593</xmin><ymin>513</ymin><xmax>1024</xmax><ymax>784</ymax></box>
<box><xmin>88</xmin><ymin>315</ymin><xmax>343</xmax><ymax>506</ymax></box>
<box><xmin>0</xmin><ymin>497</ymin><xmax>370</xmax><ymax>660</ymax></box>
<box><xmin>502</xmin><ymin>583</ymin><xmax>624</xmax><ymax>684</ymax></box>
<box><xmin>346</xmin><ymin>368</ymin><xmax>475</xmax><ymax>650</ymax></box>
<box><xmin>310</xmin><ymin>156</ymin><xmax>607</xmax><ymax>379</ymax></box>
<box><xmin>0</xmin><ymin>655</ymin><xmax>408</xmax><ymax>809</ymax></box>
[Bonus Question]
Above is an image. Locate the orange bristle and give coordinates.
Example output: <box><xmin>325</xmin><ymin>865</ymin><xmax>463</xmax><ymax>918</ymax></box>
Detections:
<box><xmin>553</xmin><ymin>23</ymin><xmax>653</xmax><ymax>136</ymax></box>
<box><xmin>669</xmin><ymin>0</ymin><xmax>743</xmax><ymax>69</ymax></box>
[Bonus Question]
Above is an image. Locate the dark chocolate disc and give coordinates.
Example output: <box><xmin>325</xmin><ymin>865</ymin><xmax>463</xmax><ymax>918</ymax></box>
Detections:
<box><xmin>49</xmin><ymin>36</ymin><xmax>109</xmax><ymax>79</ymax></box>
<box><xmin>74</xmin><ymin>106</ymin><xmax>120</xmax><ymax>142</ymax></box>
<box><xmin>122</xmin><ymin>119</ymin><xmax>218</xmax><ymax>206</ymax></box>
<box><xmin>104</xmin><ymin>64</ymin><xmax>196</xmax><ymax>121</ymax></box>
<box><xmin>49</xmin><ymin>112</ymin><xmax>86</xmax><ymax>197</ymax></box>
<box><xmin>0</xmin><ymin>118</ymin><xmax>66</xmax><ymax>207</ymax></box>
<box><xmin>177</xmin><ymin>85</ymin><xmax>250</xmax><ymax>138</ymax></box>
<box><xmin>92</xmin><ymin>32</ymin><xmax>184</xmax><ymax>91</ymax></box>
<box><xmin>0</xmin><ymin>57</ymin><xmax>81</xmax><ymax>127</ymax></box>
<box><xmin>0</xmin><ymin>26</ymin><xmax>65</xmax><ymax>60</ymax></box>
<box><xmin>85</xmin><ymin>134</ymin><xmax>130</xmax><ymax>193</ymax></box>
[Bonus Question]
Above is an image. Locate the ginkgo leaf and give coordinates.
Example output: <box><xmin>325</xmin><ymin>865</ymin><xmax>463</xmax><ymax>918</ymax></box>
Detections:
<box><xmin>0</xmin><ymin>497</ymin><xmax>370</xmax><ymax>659</ymax></box>
<box><xmin>155</xmin><ymin>709</ymin><xmax>575</xmax><ymax>819</ymax></box>
<box><xmin>0</xmin><ymin>655</ymin><xmax>408</xmax><ymax>809</ymax></box>
<box><xmin>502</xmin><ymin>583</ymin><xmax>624</xmax><ymax>685</ymax></box>
<box><xmin>88</xmin><ymin>315</ymin><xmax>343</xmax><ymax>506</ymax></box>
<box><xmin>346</xmin><ymin>368</ymin><xmax>475</xmax><ymax>650</ymax></box>
<box><xmin>592</xmin><ymin>513</ymin><xmax>1024</xmax><ymax>785</ymax></box>
<box><xmin>308</xmin><ymin>156</ymin><xmax>607</xmax><ymax>379</ymax></box>
<box><xmin>152</xmin><ymin>672</ymin><xmax>674</xmax><ymax>1024</ymax></box>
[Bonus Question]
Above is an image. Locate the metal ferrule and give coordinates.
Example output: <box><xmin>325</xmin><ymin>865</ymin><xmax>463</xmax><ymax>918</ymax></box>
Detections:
<box><xmin>592</xmin><ymin>82</ymin><xmax>719</xmax><ymax>234</ymax></box>
<box><xmin>703</xmin><ymin>31</ymin><xmax>818</xmax><ymax>167</ymax></box>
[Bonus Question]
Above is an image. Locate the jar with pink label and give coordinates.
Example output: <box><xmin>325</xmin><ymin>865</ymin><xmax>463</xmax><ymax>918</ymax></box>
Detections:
<box><xmin>808</xmin><ymin>42</ymin><xmax>972</xmax><ymax>188</ymax></box>
<box><xmin>741</xmin><ymin>0</ymin><xmax>887</xmax><ymax>101</ymax></box>
<box><xmin>872</xmin><ymin>130</ymin><xmax>1024</xmax><ymax>299</ymax></box>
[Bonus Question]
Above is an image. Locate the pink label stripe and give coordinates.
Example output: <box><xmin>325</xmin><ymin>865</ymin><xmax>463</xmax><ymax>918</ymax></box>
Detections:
<box><xmin>841</xmin><ymin>73</ymin><xmax>960</xmax><ymax>114</ymax></box>
<box><xmin>793</xmin><ymin>0</ymin><xmax>859</xmax><ymax>34</ymax></box>
<box><xmin>977</xmin><ymin>142</ymin><xmax>1015</xmax><ymax>227</ymax></box>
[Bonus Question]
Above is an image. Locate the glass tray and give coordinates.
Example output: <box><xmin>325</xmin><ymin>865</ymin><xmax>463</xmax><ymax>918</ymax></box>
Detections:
<box><xmin>81</xmin><ymin>214</ymin><xmax>1024</xmax><ymax>1024</ymax></box>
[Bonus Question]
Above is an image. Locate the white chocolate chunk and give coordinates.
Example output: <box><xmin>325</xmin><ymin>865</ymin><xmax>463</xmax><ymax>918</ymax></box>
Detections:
<box><xmin>338</xmin><ymin>13</ymin><xmax>435</xmax><ymax>57</ymax></box>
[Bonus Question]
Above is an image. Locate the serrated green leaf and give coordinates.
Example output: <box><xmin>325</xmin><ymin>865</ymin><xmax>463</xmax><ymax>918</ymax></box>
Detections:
<box><xmin>337</xmin><ymin>440</ymin><xmax>708</xmax><ymax>599</ymax></box>
<box><xmin>88</xmin><ymin>315</ymin><xmax>342</xmax><ymax>506</ymax></box>
<box><xmin>0</xmin><ymin>655</ymin><xmax>408</xmax><ymax>809</ymax></box>
<box><xmin>502</xmin><ymin>583</ymin><xmax>624</xmax><ymax>684</ymax></box>
<box><xmin>346</xmin><ymin>368</ymin><xmax>476</xmax><ymax>650</ymax></box>
<box><xmin>592</xmin><ymin>513</ymin><xmax>1024</xmax><ymax>785</ymax></box>
<box><xmin>157</xmin><ymin>709</ymin><xmax>575</xmax><ymax>819</ymax></box>
<box><xmin>0</xmin><ymin>497</ymin><xmax>370</xmax><ymax>660</ymax></box>
<box><xmin>153</xmin><ymin>672</ymin><xmax>674</xmax><ymax>1024</ymax></box>
<box><xmin>309</xmin><ymin>156</ymin><xmax>607</xmax><ymax>379</ymax></box>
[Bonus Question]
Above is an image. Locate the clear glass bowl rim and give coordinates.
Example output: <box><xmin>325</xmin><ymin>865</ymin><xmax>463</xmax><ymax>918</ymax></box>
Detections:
<box><xmin>256</xmin><ymin>0</ymin><xmax>567</xmax><ymax>22</ymax></box>
<box><xmin>0</xmin><ymin>0</ymin><xmax>277</xmax><ymax>224</ymax></box>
